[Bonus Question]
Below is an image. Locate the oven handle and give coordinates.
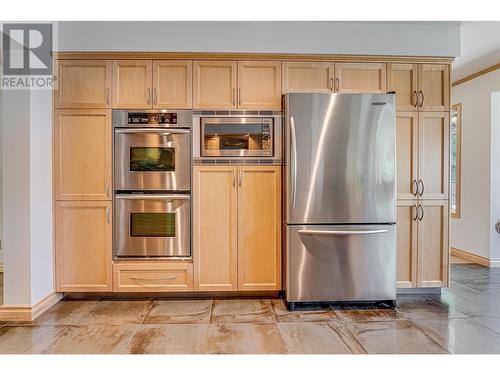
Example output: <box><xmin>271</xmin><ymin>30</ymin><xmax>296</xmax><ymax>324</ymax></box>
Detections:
<box><xmin>115</xmin><ymin>194</ymin><xmax>190</xmax><ymax>201</ymax></box>
<box><xmin>114</xmin><ymin>128</ymin><xmax>190</xmax><ymax>134</ymax></box>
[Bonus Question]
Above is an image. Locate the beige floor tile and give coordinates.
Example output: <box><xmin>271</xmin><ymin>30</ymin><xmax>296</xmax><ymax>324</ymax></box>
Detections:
<box><xmin>336</xmin><ymin>307</ymin><xmax>403</xmax><ymax>322</ymax></box>
<box><xmin>271</xmin><ymin>299</ymin><xmax>340</xmax><ymax>322</ymax></box>
<box><xmin>348</xmin><ymin>320</ymin><xmax>448</xmax><ymax>354</ymax></box>
<box><xmin>278</xmin><ymin>322</ymin><xmax>365</xmax><ymax>354</ymax></box>
<box><xmin>0</xmin><ymin>325</ymin><xmax>66</xmax><ymax>354</ymax></box>
<box><xmin>413</xmin><ymin>318</ymin><xmax>500</xmax><ymax>354</ymax></box>
<box><xmin>211</xmin><ymin>299</ymin><xmax>275</xmax><ymax>323</ymax></box>
<box><xmin>206</xmin><ymin>323</ymin><xmax>286</xmax><ymax>354</ymax></box>
<box><xmin>41</xmin><ymin>324</ymin><xmax>140</xmax><ymax>354</ymax></box>
<box><xmin>144</xmin><ymin>299</ymin><xmax>212</xmax><ymax>324</ymax></box>
<box><xmin>128</xmin><ymin>324</ymin><xmax>209</xmax><ymax>354</ymax></box>
<box><xmin>396</xmin><ymin>296</ymin><xmax>467</xmax><ymax>320</ymax></box>
<box><xmin>77</xmin><ymin>300</ymin><xmax>154</xmax><ymax>325</ymax></box>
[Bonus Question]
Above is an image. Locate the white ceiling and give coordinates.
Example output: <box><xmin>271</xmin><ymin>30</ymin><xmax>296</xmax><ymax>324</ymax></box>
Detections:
<box><xmin>452</xmin><ymin>21</ymin><xmax>500</xmax><ymax>82</ymax></box>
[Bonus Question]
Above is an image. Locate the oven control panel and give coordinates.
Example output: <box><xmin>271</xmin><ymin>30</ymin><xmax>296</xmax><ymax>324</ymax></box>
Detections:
<box><xmin>127</xmin><ymin>112</ymin><xmax>178</xmax><ymax>125</ymax></box>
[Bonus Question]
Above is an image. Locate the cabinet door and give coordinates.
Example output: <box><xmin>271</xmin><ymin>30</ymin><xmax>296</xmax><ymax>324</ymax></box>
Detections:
<box><xmin>55</xmin><ymin>201</ymin><xmax>112</xmax><ymax>292</ymax></box>
<box><xmin>396</xmin><ymin>112</ymin><xmax>419</xmax><ymax>200</ymax></box>
<box><xmin>193</xmin><ymin>61</ymin><xmax>237</xmax><ymax>109</ymax></box>
<box><xmin>387</xmin><ymin>63</ymin><xmax>418</xmax><ymax>111</ymax></box>
<box><xmin>54</xmin><ymin>60</ymin><xmax>111</xmax><ymax>108</ymax></box>
<box><xmin>238</xmin><ymin>61</ymin><xmax>282</xmax><ymax>109</ymax></box>
<box><xmin>418</xmin><ymin>64</ymin><xmax>450</xmax><ymax>112</ymax></box>
<box><xmin>335</xmin><ymin>62</ymin><xmax>387</xmax><ymax>93</ymax></box>
<box><xmin>112</xmin><ymin>60</ymin><xmax>152</xmax><ymax>108</ymax></box>
<box><xmin>238</xmin><ymin>166</ymin><xmax>281</xmax><ymax>291</ymax></box>
<box><xmin>153</xmin><ymin>60</ymin><xmax>192</xmax><ymax>109</ymax></box>
<box><xmin>54</xmin><ymin>109</ymin><xmax>112</xmax><ymax>201</ymax></box>
<box><xmin>193</xmin><ymin>166</ymin><xmax>238</xmax><ymax>291</ymax></box>
<box><xmin>396</xmin><ymin>201</ymin><xmax>418</xmax><ymax>288</ymax></box>
<box><xmin>417</xmin><ymin>200</ymin><xmax>449</xmax><ymax>288</ymax></box>
<box><xmin>418</xmin><ymin>112</ymin><xmax>449</xmax><ymax>200</ymax></box>
<box><xmin>282</xmin><ymin>61</ymin><xmax>334</xmax><ymax>93</ymax></box>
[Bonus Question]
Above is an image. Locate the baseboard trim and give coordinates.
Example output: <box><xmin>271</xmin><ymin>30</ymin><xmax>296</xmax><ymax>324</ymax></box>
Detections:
<box><xmin>489</xmin><ymin>258</ymin><xmax>500</xmax><ymax>268</ymax></box>
<box><xmin>451</xmin><ymin>247</ymin><xmax>490</xmax><ymax>267</ymax></box>
<box><xmin>0</xmin><ymin>292</ymin><xmax>62</xmax><ymax>321</ymax></box>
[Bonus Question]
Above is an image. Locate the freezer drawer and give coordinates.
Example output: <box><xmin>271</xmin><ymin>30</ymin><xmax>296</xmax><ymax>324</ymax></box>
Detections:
<box><xmin>285</xmin><ymin>224</ymin><xmax>396</xmax><ymax>303</ymax></box>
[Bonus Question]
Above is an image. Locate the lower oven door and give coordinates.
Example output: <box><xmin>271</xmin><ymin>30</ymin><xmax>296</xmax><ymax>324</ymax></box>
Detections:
<box><xmin>114</xmin><ymin>194</ymin><xmax>191</xmax><ymax>258</ymax></box>
<box><xmin>285</xmin><ymin>224</ymin><xmax>396</xmax><ymax>303</ymax></box>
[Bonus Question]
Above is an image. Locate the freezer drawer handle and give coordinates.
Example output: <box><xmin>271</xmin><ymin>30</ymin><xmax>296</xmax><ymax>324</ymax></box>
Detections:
<box><xmin>298</xmin><ymin>229</ymin><xmax>389</xmax><ymax>236</ymax></box>
<box><xmin>115</xmin><ymin>194</ymin><xmax>190</xmax><ymax>200</ymax></box>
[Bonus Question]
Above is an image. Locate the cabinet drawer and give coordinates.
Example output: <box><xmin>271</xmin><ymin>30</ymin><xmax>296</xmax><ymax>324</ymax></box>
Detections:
<box><xmin>113</xmin><ymin>262</ymin><xmax>193</xmax><ymax>292</ymax></box>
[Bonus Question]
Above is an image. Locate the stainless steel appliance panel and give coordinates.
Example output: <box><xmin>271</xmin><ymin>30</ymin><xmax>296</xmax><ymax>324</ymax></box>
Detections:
<box><xmin>285</xmin><ymin>93</ymin><xmax>396</xmax><ymax>224</ymax></box>
<box><xmin>114</xmin><ymin>128</ymin><xmax>191</xmax><ymax>191</ymax></box>
<box><xmin>286</xmin><ymin>224</ymin><xmax>396</xmax><ymax>302</ymax></box>
<box><xmin>114</xmin><ymin>194</ymin><xmax>191</xmax><ymax>257</ymax></box>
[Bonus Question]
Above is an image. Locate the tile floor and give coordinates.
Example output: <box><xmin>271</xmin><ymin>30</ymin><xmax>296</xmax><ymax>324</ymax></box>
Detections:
<box><xmin>2</xmin><ymin>264</ymin><xmax>500</xmax><ymax>354</ymax></box>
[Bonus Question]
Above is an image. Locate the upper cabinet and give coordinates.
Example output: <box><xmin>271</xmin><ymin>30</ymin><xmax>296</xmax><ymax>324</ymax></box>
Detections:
<box><xmin>282</xmin><ymin>61</ymin><xmax>334</xmax><ymax>93</ymax></box>
<box><xmin>335</xmin><ymin>62</ymin><xmax>387</xmax><ymax>93</ymax></box>
<box><xmin>388</xmin><ymin>63</ymin><xmax>450</xmax><ymax>112</ymax></box>
<box><xmin>193</xmin><ymin>60</ymin><xmax>237</xmax><ymax>109</ymax></box>
<box><xmin>153</xmin><ymin>60</ymin><xmax>193</xmax><ymax>109</ymax></box>
<box><xmin>112</xmin><ymin>60</ymin><xmax>152</xmax><ymax>108</ymax></box>
<box><xmin>55</xmin><ymin>60</ymin><xmax>111</xmax><ymax>108</ymax></box>
<box><xmin>238</xmin><ymin>61</ymin><xmax>282</xmax><ymax>109</ymax></box>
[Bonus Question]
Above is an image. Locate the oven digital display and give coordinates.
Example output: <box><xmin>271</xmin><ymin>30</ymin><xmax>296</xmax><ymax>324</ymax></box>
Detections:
<box><xmin>130</xmin><ymin>213</ymin><xmax>176</xmax><ymax>237</ymax></box>
<box><xmin>130</xmin><ymin>147</ymin><xmax>175</xmax><ymax>172</ymax></box>
<box><xmin>128</xmin><ymin>113</ymin><xmax>177</xmax><ymax>124</ymax></box>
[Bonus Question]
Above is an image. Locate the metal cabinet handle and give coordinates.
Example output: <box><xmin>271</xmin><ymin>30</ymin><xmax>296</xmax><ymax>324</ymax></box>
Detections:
<box><xmin>418</xmin><ymin>179</ymin><xmax>424</xmax><ymax>196</ymax></box>
<box><xmin>419</xmin><ymin>90</ymin><xmax>424</xmax><ymax>108</ymax></box>
<box><xmin>238</xmin><ymin>87</ymin><xmax>242</xmax><ymax>106</ymax></box>
<box><xmin>153</xmin><ymin>88</ymin><xmax>157</xmax><ymax>106</ymax></box>
<box><xmin>335</xmin><ymin>77</ymin><xmax>340</xmax><ymax>92</ymax></box>
<box><xmin>412</xmin><ymin>204</ymin><xmax>418</xmax><ymax>221</ymax></box>
<box><xmin>105</xmin><ymin>179</ymin><xmax>110</xmax><ymax>198</ymax></box>
<box><xmin>418</xmin><ymin>205</ymin><xmax>424</xmax><ymax>221</ymax></box>
<box><xmin>238</xmin><ymin>169</ymin><xmax>242</xmax><ymax>187</ymax></box>
<box><xmin>106</xmin><ymin>88</ymin><xmax>110</xmax><ymax>106</ymax></box>
<box><xmin>147</xmin><ymin>88</ymin><xmax>151</xmax><ymax>105</ymax></box>
<box><xmin>290</xmin><ymin>116</ymin><xmax>298</xmax><ymax>208</ymax></box>
<box><xmin>413</xmin><ymin>90</ymin><xmax>418</xmax><ymax>107</ymax></box>
<box><xmin>131</xmin><ymin>276</ymin><xmax>177</xmax><ymax>281</ymax></box>
<box><xmin>232</xmin><ymin>88</ymin><xmax>236</xmax><ymax>106</ymax></box>
<box><xmin>106</xmin><ymin>206</ymin><xmax>110</xmax><ymax>224</ymax></box>
<box><xmin>329</xmin><ymin>77</ymin><xmax>334</xmax><ymax>91</ymax></box>
<box><xmin>412</xmin><ymin>179</ymin><xmax>418</xmax><ymax>196</ymax></box>
<box><xmin>299</xmin><ymin>229</ymin><xmax>389</xmax><ymax>236</ymax></box>
<box><xmin>232</xmin><ymin>170</ymin><xmax>236</xmax><ymax>187</ymax></box>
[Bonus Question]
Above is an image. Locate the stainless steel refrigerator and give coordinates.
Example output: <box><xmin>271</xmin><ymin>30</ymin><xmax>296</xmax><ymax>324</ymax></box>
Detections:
<box><xmin>284</xmin><ymin>93</ymin><xmax>397</xmax><ymax>307</ymax></box>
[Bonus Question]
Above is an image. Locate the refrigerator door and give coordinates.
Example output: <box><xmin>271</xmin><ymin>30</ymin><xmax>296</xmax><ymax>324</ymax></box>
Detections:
<box><xmin>285</xmin><ymin>93</ymin><xmax>396</xmax><ymax>225</ymax></box>
<box><xmin>285</xmin><ymin>224</ymin><xmax>396</xmax><ymax>303</ymax></box>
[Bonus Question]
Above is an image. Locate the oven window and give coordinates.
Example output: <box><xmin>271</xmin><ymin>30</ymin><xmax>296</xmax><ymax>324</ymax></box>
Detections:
<box><xmin>203</xmin><ymin>123</ymin><xmax>272</xmax><ymax>153</ymax></box>
<box><xmin>130</xmin><ymin>213</ymin><xmax>176</xmax><ymax>237</ymax></box>
<box><xmin>130</xmin><ymin>147</ymin><xmax>175</xmax><ymax>172</ymax></box>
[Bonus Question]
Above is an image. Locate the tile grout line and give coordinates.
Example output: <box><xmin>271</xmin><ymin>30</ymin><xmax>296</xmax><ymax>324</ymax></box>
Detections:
<box><xmin>406</xmin><ymin>319</ymin><xmax>451</xmax><ymax>354</ymax></box>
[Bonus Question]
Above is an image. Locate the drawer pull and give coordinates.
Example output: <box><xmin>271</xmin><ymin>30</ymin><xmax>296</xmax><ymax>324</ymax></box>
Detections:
<box><xmin>130</xmin><ymin>276</ymin><xmax>177</xmax><ymax>282</ymax></box>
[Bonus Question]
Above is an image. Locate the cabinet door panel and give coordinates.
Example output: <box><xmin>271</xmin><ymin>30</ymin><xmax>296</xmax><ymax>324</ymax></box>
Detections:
<box><xmin>54</xmin><ymin>109</ymin><xmax>112</xmax><ymax>200</ymax></box>
<box><xmin>56</xmin><ymin>201</ymin><xmax>112</xmax><ymax>292</ymax></box>
<box><xmin>193</xmin><ymin>61</ymin><xmax>237</xmax><ymax>109</ymax></box>
<box><xmin>282</xmin><ymin>61</ymin><xmax>334</xmax><ymax>93</ymax></box>
<box><xmin>396</xmin><ymin>201</ymin><xmax>418</xmax><ymax>288</ymax></box>
<box><xmin>238</xmin><ymin>61</ymin><xmax>282</xmax><ymax>109</ymax></box>
<box><xmin>418</xmin><ymin>200</ymin><xmax>449</xmax><ymax>288</ymax></box>
<box><xmin>238</xmin><ymin>166</ymin><xmax>281</xmax><ymax>291</ymax></box>
<box><xmin>153</xmin><ymin>60</ymin><xmax>192</xmax><ymax>109</ymax></box>
<box><xmin>112</xmin><ymin>60</ymin><xmax>152</xmax><ymax>108</ymax></box>
<box><xmin>396</xmin><ymin>112</ymin><xmax>419</xmax><ymax>199</ymax></box>
<box><xmin>387</xmin><ymin>63</ymin><xmax>418</xmax><ymax>111</ymax></box>
<box><xmin>193</xmin><ymin>166</ymin><xmax>238</xmax><ymax>291</ymax></box>
<box><xmin>335</xmin><ymin>62</ymin><xmax>386</xmax><ymax>93</ymax></box>
<box><xmin>55</xmin><ymin>60</ymin><xmax>111</xmax><ymax>108</ymax></box>
<box><xmin>419</xmin><ymin>64</ymin><xmax>450</xmax><ymax>111</ymax></box>
<box><xmin>419</xmin><ymin>112</ymin><xmax>449</xmax><ymax>200</ymax></box>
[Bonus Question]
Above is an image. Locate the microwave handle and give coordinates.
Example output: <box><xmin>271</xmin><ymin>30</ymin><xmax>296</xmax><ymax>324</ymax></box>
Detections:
<box><xmin>115</xmin><ymin>128</ymin><xmax>190</xmax><ymax>134</ymax></box>
<box><xmin>115</xmin><ymin>194</ymin><xmax>190</xmax><ymax>201</ymax></box>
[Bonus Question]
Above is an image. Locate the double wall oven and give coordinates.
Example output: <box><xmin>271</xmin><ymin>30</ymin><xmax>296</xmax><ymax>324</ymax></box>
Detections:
<box><xmin>113</xmin><ymin>110</ymin><xmax>192</xmax><ymax>258</ymax></box>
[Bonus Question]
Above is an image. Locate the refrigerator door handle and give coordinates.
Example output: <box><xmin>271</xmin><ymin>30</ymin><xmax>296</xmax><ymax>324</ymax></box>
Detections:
<box><xmin>290</xmin><ymin>115</ymin><xmax>297</xmax><ymax>208</ymax></box>
<box><xmin>298</xmin><ymin>229</ymin><xmax>389</xmax><ymax>236</ymax></box>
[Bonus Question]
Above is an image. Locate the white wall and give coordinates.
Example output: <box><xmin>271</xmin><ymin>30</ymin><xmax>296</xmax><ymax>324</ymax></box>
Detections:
<box><xmin>57</xmin><ymin>21</ymin><xmax>460</xmax><ymax>57</ymax></box>
<box><xmin>490</xmin><ymin>91</ymin><xmax>500</xmax><ymax>266</ymax></box>
<box><xmin>451</xmin><ymin>69</ymin><xmax>500</xmax><ymax>262</ymax></box>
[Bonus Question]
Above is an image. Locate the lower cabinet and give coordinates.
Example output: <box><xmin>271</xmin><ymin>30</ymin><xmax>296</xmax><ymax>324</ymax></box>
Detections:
<box><xmin>55</xmin><ymin>201</ymin><xmax>112</xmax><ymax>292</ymax></box>
<box><xmin>397</xmin><ymin>200</ymin><xmax>449</xmax><ymax>288</ymax></box>
<box><xmin>193</xmin><ymin>165</ymin><xmax>281</xmax><ymax>291</ymax></box>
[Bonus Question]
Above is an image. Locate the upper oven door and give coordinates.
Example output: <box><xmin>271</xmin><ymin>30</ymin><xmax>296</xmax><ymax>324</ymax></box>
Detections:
<box><xmin>114</xmin><ymin>128</ymin><xmax>191</xmax><ymax>191</ymax></box>
<box><xmin>201</xmin><ymin>117</ymin><xmax>273</xmax><ymax>157</ymax></box>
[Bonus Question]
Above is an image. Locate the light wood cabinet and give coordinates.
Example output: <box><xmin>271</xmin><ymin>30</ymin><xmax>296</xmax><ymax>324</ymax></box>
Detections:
<box><xmin>396</xmin><ymin>112</ymin><xmax>419</xmax><ymax>200</ymax></box>
<box><xmin>112</xmin><ymin>60</ymin><xmax>153</xmax><ymax>108</ymax></box>
<box><xmin>193</xmin><ymin>61</ymin><xmax>237</xmax><ymax>109</ymax></box>
<box><xmin>419</xmin><ymin>111</ymin><xmax>449</xmax><ymax>200</ymax></box>
<box><xmin>396</xmin><ymin>201</ymin><xmax>418</xmax><ymax>288</ymax></box>
<box><xmin>238</xmin><ymin>61</ymin><xmax>282</xmax><ymax>109</ymax></box>
<box><xmin>335</xmin><ymin>62</ymin><xmax>386</xmax><ymax>93</ymax></box>
<box><xmin>282</xmin><ymin>61</ymin><xmax>334</xmax><ymax>93</ymax></box>
<box><xmin>193</xmin><ymin>166</ymin><xmax>238</xmax><ymax>291</ymax></box>
<box><xmin>54</xmin><ymin>109</ymin><xmax>112</xmax><ymax>201</ymax></box>
<box><xmin>54</xmin><ymin>60</ymin><xmax>111</xmax><ymax>108</ymax></box>
<box><xmin>55</xmin><ymin>201</ymin><xmax>112</xmax><ymax>292</ymax></box>
<box><xmin>193</xmin><ymin>165</ymin><xmax>281</xmax><ymax>292</ymax></box>
<box><xmin>238</xmin><ymin>166</ymin><xmax>281</xmax><ymax>291</ymax></box>
<box><xmin>387</xmin><ymin>63</ymin><xmax>418</xmax><ymax>111</ymax></box>
<box><xmin>153</xmin><ymin>60</ymin><xmax>192</xmax><ymax>108</ymax></box>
